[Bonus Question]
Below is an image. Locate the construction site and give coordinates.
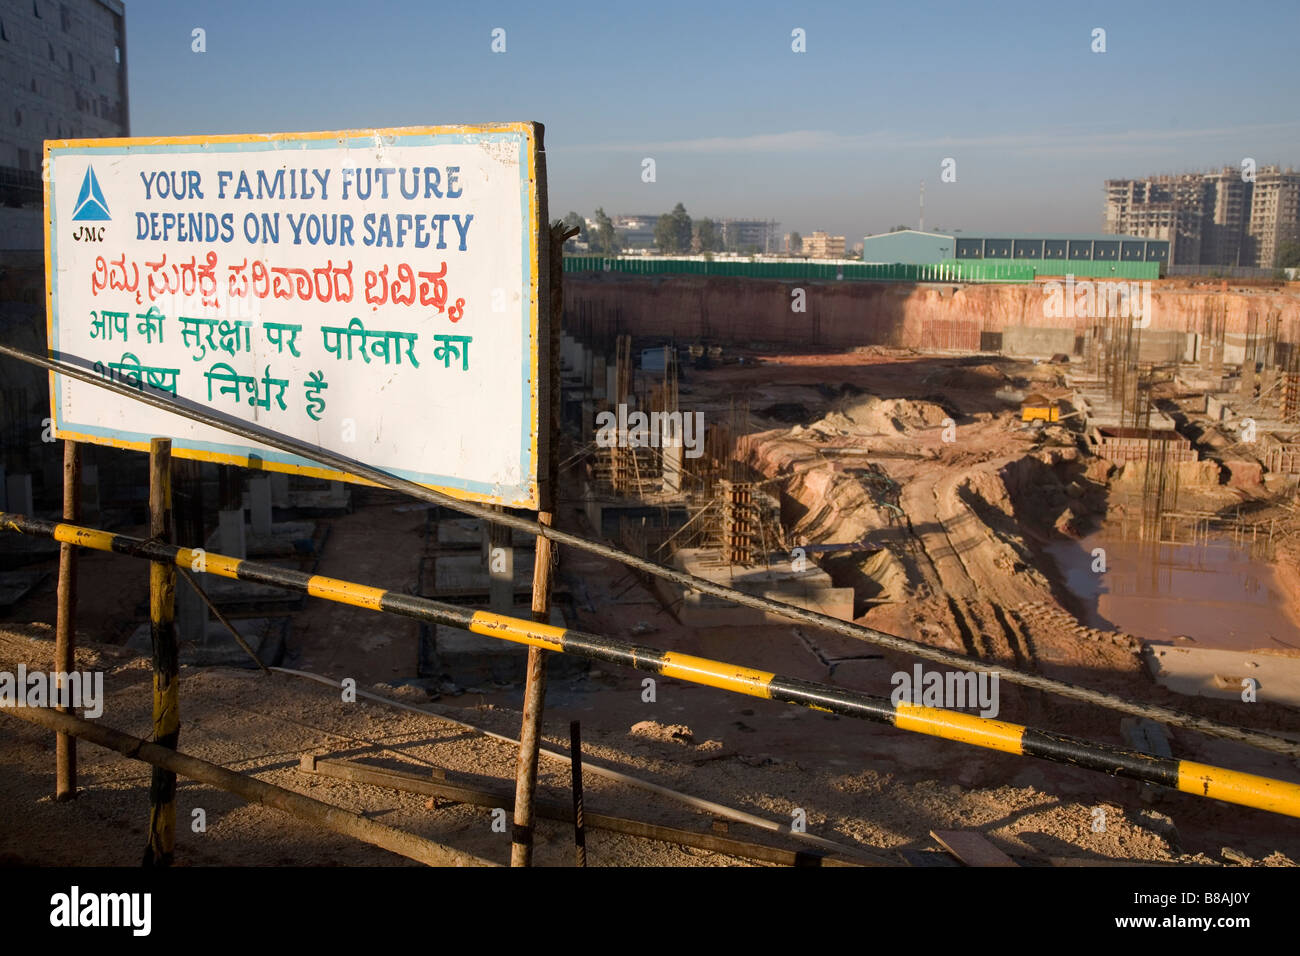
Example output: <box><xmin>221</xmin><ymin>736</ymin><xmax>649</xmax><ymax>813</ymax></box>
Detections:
<box><xmin>4</xmin><ymin>255</ymin><xmax>1300</xmax><ymax>870</ymax></box>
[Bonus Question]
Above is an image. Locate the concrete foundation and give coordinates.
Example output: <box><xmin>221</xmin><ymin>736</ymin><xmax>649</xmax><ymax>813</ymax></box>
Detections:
<box><xmin>425</xmin><ymin>604</ymin><xmax>584</xmax><ymax>686</ymax></box>
<box><xmin>668</xmin><ymin>548</ymin><xmax>854</xmax><ymax>627</ymax></box>
<box><xmin>218</xmin><ymin>509</ymin><xmax>247</xmax><ymax>559</ymax></box>
<box><xmin>430</xmin><ymin>552</ymin><xmax>535</xmax><ymax>598</ymax></box>
<box><xmin>1001</xmin><ymin>325</ymin><xmax>1075</xmax><ymax>357</ymax></box>
<box><xmin>435</xmin><ymin>517</ymin><xmax>531</xmax><ymax>549</ymax></box>
<box><xmin>129</xmin><ymin>616</ymin><xmax>288</xmax><ymax>669</ymax></box>
<box><xmin>248</xmin><ymin>478</ymin><xmax>273</xmax><ymax>535</ymax></box>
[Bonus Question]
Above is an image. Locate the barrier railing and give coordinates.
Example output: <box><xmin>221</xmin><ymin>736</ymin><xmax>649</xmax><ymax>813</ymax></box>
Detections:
<box><xmin>4</xmin><ymin>510</ymin><xmax>1299</xmax><ymax>821</ymax></box>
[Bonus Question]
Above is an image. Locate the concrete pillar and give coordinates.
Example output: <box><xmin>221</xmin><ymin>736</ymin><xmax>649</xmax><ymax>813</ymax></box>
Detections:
<box><xmin>248</xmin><ymin>477</ymin><xmax>273</xmax><ymax>535</ymax></box>
<box><xmin>485</xmin><ymin>513</ymin><xmax>513</xmax><ymax>613</ymax></box>
<box><xmin>582</xmin><ymin>400</ymin><xmax>595</xmax><ymax>448</ymax></box>
<box><xmin>218</xmin><ymin>508</ymin><xmax>247</xmax><ymax>559</ymax></box>
<box><xmin>5</xmin><ymin>473</ymin><xmax>33</xmax><ymax>515</ymax></box>
<box><xmin>662</xmin><ymin>441</ymin><xmax>682</xmax><ymax>494</ymax></box>
<box><xmin>176</xmin><ymin>575</ymin><xmax>209</xmax><ymax>645</ymax></box>
<box><xmin>584</xmin><ymin>495</ymin><xmax>603</xmax><ymax>537</ymax></box>
<box><xmin>269</xmin><ymin>473</ymin><xmax>290</xmax><ymax>508</ymax></box>
<box><xmin>81</xmin><ymin>465</ymin><xmax>101</xmax><ymax>524</ymax></box>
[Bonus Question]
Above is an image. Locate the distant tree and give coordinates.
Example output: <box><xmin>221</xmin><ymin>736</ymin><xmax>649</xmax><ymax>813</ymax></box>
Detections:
<box><xmin>654</xmin><ymin>213</ymin><xmax>678</xmax><ymax>253</ymax></box>
<box><xmin>562</xmin><ymin>210</ymin><xmax>587</xmax><ymax>244</ymax></box>
<box><xmin>591</xmin><ymin>207</ymin><xmax>619</xmax><ymax>254</ymax></box>
<box><xmin>889</xmin><ymin>224</ymin><xmax>910</xmax><ymax>233</ymax></box>
<box><xmin>696</xmin><ymin>217</ymin><xmax>719</xmax><ymax>253</ymax></box>
<box><xmin>653</xmin><ymin>204</ymin><xmax>693</xmax><ymax>254</ymax></box>
<box><xmin>671</xmin><ymin>203</ymin><xmax>692</xmax><ymax>253</ymax></box>
<box><xmin>789</xmin><ymin>231</ymin><xmax>802</xmax><ymax>254</ymax></box>
<box><xmin>1277</xmin><ymin>240</ymin><xmax>1300</xmax><ymax>269</ymax></box>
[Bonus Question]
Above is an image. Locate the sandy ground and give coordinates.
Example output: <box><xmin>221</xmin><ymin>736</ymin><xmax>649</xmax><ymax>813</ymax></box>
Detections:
<box><xmin>5</xmin><ymin>623</ymin><xmax>1287</xmax><ymax>868</ymax></box>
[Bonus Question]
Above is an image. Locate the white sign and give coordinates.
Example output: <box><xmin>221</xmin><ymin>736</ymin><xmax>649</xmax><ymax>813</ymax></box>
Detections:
<box><xmin>45</xmin><ymin>124</ymin><xmax>544</xmax><ymax>508</ymax></box>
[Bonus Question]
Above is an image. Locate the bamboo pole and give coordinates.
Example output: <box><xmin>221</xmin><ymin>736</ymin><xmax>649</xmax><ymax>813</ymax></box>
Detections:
<box><xmin>144</xmin><ymin>437</ymin><xmax>178</xmax><ymax>867</ymax></box>
<box><xmin>54</xmin><ymin>439</ymin><xmax>80</xmax><ymax>800</ymax></box>
<box><xmin>510</xmin><ymin>218</ymin><xmax>567</xmax><ymax>866</ymax></box>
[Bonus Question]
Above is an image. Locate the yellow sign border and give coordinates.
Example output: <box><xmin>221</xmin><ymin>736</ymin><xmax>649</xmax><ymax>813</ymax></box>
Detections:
<box><xmin>44</xmin><ymin>123</ymin><xmax>543</xmax><ymax>509</ymax></box>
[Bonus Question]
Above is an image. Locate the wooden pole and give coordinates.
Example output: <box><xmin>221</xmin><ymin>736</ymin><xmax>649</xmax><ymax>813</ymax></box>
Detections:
<box><xmin>509</xmin><ymin>215</ymin><xmax>567</xmax><ymax>866</ymax></box>
<box><xmin>143</xmin><ymin>437</ymin><xmax>178</xmax><ymax>867</ymax></box>
<box><xmin>54</xmin><ymin>439</ymin><xmax>81</xmax><ymax>800</ymax></box>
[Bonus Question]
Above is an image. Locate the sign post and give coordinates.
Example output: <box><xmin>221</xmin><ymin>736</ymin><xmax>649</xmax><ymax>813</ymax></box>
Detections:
<box><xmin>47</xmin><ymin>123</ymin><xmax>550</xmax><ymax>866</ymax></box>
<box><xmin>53</xmin><ymin>439</ymin><xmax>80</xmax><ymax>801</ymax></box>
<box><xmin>46</xmin><ymin>123</ymin><xmax>546</xmax><ymax>508</ymax></box>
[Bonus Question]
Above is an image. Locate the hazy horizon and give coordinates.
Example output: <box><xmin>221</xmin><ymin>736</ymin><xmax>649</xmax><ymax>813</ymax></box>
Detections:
<box><xmin>123</xmin><ymin>0</ymin><xmax>1300</xmax><ymax>240</ymax></box>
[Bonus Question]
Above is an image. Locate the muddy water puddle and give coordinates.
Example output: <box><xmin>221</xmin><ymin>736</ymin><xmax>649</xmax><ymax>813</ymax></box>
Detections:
<box><xmin>1044</xmin><ymin>532</ymin><xmax>1300</xmax><ymax>652</ymax></box>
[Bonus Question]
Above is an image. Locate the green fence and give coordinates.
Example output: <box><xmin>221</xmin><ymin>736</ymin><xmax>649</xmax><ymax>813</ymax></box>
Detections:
<box><xmin>563</xmin><ymin>257</ymin><xmax>1036</xmax><ymax>284</ymax></box>
<box><xmin>563</xmin><ymin>256</ymin><xmax>1161</xmax><ymax>283</ymax></box>
<box><xmin>948</xmin><ymin>258</ymin><xmax>1161</xmax><ymax>280</ymax></box>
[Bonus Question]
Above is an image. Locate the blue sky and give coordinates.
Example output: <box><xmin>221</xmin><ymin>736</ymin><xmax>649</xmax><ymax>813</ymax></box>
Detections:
<box><xmin>125</xmin><ymin>0</ymin><xmax>1300</xmax><ymax>240</ymax></box>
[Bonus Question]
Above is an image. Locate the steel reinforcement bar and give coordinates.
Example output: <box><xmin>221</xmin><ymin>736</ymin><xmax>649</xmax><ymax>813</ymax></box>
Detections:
<box><xmin>3</xmin><ymin>511</ymin><xmax>1298</xmax><ymax>820</ymax></box>
<box><xmin>1</xmin><ymin>343</ymin><xmax>1295</xmax><ymax>759</ymax></box>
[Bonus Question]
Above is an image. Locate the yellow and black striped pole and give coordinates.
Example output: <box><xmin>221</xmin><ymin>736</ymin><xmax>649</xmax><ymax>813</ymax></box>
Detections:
<box><xmin>143</xmin><ymin>439</ymin><xmax>179</xmax><ymax>867</ymax></box>
<box><xmin>4</xmin><ymin>510</ymin><xmax>1299</xmax><ymax>821</ymax></box>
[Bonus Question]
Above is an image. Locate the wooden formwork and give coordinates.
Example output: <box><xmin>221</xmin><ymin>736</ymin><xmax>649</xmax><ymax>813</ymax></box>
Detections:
<box><xmin>1090</xmin><ymin>426</ymin><xmax>1197</xmax><ymax>466</ymax></box>
<box><xmin>1264</xmin><ymin>442</ymin><xmax>1300</xmax><ymax>475</ymax></box>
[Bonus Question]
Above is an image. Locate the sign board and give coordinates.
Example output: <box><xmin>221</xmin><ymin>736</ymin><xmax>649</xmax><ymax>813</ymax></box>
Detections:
<box><xmin>45</xmin><ymin>123</ymin><xmax>546</xmax><ymax>508</ymax></box>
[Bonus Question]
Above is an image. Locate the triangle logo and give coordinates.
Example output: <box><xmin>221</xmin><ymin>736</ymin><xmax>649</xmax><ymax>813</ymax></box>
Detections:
<box><xmin>71</xmin><ymin>166</ymin><xmax>111</xmax><ymax>221</ymax></box>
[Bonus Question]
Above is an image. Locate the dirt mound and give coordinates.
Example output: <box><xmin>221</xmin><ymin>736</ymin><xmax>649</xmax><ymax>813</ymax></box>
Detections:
<box><xmin>825</xmin><ymin>396</ymin><xmax>951</xmax><ymax>436</ymax></box>
<box><xmin>1115</xmin><ymin>459</ymin><xmax>1221</xmax><ymax>487</ymax></box>
<box><xmin>962</xmin><ymin>469</ymin><xmax>1016</xmax><ymax>521</ymax></box>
